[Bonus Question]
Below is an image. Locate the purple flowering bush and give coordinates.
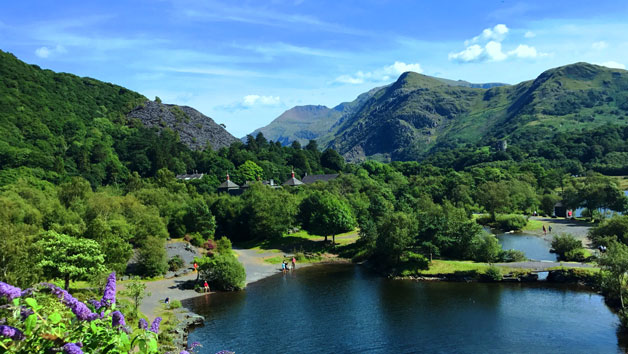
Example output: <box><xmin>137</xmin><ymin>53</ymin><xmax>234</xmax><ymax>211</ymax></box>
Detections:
<box><xmin>0</xmin><ymin>273</ymin><xmax>167</xmax><ymax>353</ymax></box>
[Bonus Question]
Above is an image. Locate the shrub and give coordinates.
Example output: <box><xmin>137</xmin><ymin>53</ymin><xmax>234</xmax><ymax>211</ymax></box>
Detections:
<box><xmin>137</xmin><ymin>236</ymin><xmax>168</xmax><ymax>277</ymax></box>
<box><xmin>469</xmin><ymin>233</ymin><xmax>502</xmax><ymax>263</ymax></box>
<box><xmin>404</xmin><ymin>252</ymin><xmax>429</xmax><ymax>270</ymax></box>
<box><xmin>216</xmin><ymin>236</ymin><xmax>232</xmax><ymax>254</ymax></box>
<box><xmin>168</xmin><ymin>255</ymin><xmax>184</xmax><ymax>272</ymax></box>
<box><xmin>551</xmin><ymin>233</ymin><xmax>582</xmax><ymax>259</ymax></box>
<box><xmin>203</xmin><ymin>238</ymin><xmax>217</xmax><ymax>251</ymax></box>
<box><xmin>564</xmin><ymin>248</ymin><xmax>588</xmax><ymax>262</ymax></box>
<box><xmin>186</xmin><ymin>232</ymin><xmax>206</xmax><ymax>247</ymax></box>
<box><xmin>499</xmin><ymin>249</ymin><xmax>527</xmax><ymax>262</ymax></box>
<box><xmin>482</xmin><ymin>266</ymin><xmax>503</xmax><ymax>281</ymax></box>
<box><xmin>495</xmin><ymin>214</ymin><xmax>528</xmax><ymax>231</ymax></box>
<box><xmin>169</xmin><ymin>299</ymin><xmax>182</xmax><ymax>309</ymax></box>
<box><xmin>196</xmin><ymin>253</ymin><xmax>246</xmax><ymax>291</ymax></box>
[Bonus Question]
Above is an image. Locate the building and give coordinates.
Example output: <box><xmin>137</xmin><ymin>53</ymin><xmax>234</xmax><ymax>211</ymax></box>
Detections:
<box><xmin>282</xmin><ymin>169</ymin><xmax>304</xmax><ymax>187</ymax></box>
<box><xmin>175</xmin><ymin>172</ymin><xmax>204</xmax><ymax>180</ymax></box>
<box><xmin>217</xmin><ymin>173</ymin><xmax>240</xmax><ymax>194</ymax></box>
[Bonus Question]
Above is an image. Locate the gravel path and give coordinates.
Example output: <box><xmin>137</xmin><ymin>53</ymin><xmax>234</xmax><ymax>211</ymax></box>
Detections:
<box><xmin>495</xmin><ymin>261</ymin><xmax>594</xmax><ymax>271</ymax></box>
<box><xmin>527</xmin><ymin>216</ymin><xmax>593</xmax><ymax>248</ymax></box>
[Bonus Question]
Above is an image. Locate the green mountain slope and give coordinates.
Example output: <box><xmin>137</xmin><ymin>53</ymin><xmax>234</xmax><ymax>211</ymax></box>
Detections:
<box><xmin>0</xmin><ymin>50</ymin><xmax>236</xmax><ymax>185</ymax></box>
<box><xmin>323</xmin><ymin>63</ymin><xmax>628</xmax><ymax>161</ymax></box>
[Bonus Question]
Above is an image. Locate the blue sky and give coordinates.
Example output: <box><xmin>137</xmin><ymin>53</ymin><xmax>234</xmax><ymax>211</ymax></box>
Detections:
<box><xmin>1</xmin><ymin>0</ymin><xmax>628</xmax><ymax>137</ymax></box>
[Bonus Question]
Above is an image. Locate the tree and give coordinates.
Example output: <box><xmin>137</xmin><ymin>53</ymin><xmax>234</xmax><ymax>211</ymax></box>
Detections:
<box><xmin>196</xmin><ymin>253</ymin><xmax>246</xmax><ymax>291</ymax></box>
<box><xmin>321</xmin><ymin>148</ymin><xmax>345</xmax><ymax>171</ymax></box>
<box><xmin>137</xmin><ymin>236</ymin><xmax>168</xmax><ymax>277</ymax></box>
<box><xmin>477</xmin><ymin>181</ymin><xmax>510</xmax><ymax>220</ymax></box>
<box><xmin>235</xmin><ymin>160</ymin><xmax>264</xmax><ymax>184</ymax></box>
<box><xmin>375</xmin><ymin>212</ymin><xmax>414</xmax><ymax>266</ymax></box>
<box><xmin>36</xmin><ymin>231</ymin><xmax>105</xmax><ymax>290</ymax></box>
<box><xmin>120</xmin><ymin>277</ymin><xmax>151</xmax><ymax>313</ymax></box>
<box><xmin>298</xmin><ymin>191</ymin><xmax>356</xmax><ymax>244</ymax></box>
<box><xmin>589</xmin><ymin>215</ymin><xmax>628</xmax><ymax>246</ymax></box>
<box><xmin>599</xmin><ymin>242</ymin><xmax>628</xmax><ymax>310</ymax></box>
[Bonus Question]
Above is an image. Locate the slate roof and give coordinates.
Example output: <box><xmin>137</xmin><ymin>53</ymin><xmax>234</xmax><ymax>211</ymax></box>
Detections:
<box><xmin>218</xmin><ymin>179</ymin><xmax>240</xmax><ymax>189</ymax></box>
<box><xmin>175</xmin><ymin>173</ymin><xmax>204</xmax><ymax>180</ymax></box>
<box><xmin>282</xmin><ymin>176</ymin><xmax>304</xmax><ymax>186</ymax></box>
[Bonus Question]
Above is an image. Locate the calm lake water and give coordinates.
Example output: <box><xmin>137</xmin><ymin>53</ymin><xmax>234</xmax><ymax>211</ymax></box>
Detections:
<box><xmin>497</xmin><ymin>233</ymin><xmax>557</xmax><ymax>261</ymax></box>
<box><xmin>185</xmin><ymin>264</ymin><xmax>626</xmax><ymax>354</ymax></box>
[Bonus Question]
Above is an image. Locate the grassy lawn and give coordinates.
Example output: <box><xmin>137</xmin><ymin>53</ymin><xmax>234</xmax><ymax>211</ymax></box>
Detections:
<box><xmin>417</xmin><ymin>260</ymin><xmax>491</xmax><ymax>275</ymax></box>
<box><xmin>522</xmin><ymin>218</ymin><xmax>543</xmax><ymax>232</ymax></box>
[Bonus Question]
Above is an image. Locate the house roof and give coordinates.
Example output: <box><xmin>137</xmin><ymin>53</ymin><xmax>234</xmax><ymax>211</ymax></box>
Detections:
<box><xmin>302</xmin><ymin>174</ymin><xmax>339</xmax><ymax>184</ymax></box>
<box><xmin>218</xmin><ymin>180</ymin><xmax>240</xmax><ymax>189</ymax></box>
<box><xmin>282</xmin><ymin>176</ymin><xmax>304</xmax><ymax>186</ymax></box>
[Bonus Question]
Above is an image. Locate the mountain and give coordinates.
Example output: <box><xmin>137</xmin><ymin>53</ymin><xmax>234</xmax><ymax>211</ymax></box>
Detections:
<box><xmin>322</xmin><ymin>63</ymin><xmax>628</xmax><ymax>161</ymax></box>
<box><xmin>127</xmin><ymin>100</ymin><xmax>237</xmax><ymax>150</ymax></box>
<box><xmin>249</xmin><ymin>86</ymin><xmax>383</xmax><ymax>145</ymax></box>
<box><xmin>0</xmin><ymin>50</ymin><xmax>237</xmax><ymax>185</ymax></box>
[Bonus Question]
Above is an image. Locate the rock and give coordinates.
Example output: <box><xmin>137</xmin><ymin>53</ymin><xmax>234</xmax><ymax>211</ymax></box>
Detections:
<box><xmin>127</xmin><ymin>100</ymin><xmax>238</xmax><ymax>151</ymax></box>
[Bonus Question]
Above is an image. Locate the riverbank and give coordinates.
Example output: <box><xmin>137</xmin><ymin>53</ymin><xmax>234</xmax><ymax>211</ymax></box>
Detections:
<box><xmin>527</xmin><ymin>216</ymin><xmax>594</xmax><ymax>248</ymax></box>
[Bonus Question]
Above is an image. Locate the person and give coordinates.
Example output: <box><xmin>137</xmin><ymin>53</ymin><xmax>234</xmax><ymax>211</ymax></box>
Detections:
<box><xmin>165</xmin><ymin>297</ymin><xmax>170</xmax><ymax>308</ymax></box>
<box><xmin>548</xmin><ymin>225</ymin><xmax>552</xmax><ymax>233</ymax></box>
<box><xmin>542</xmin><ymin>225</ymin><xmax>546</xmax><ymax>235</ymax></box>
<box><xmin>204</xmin><ymin>281</ymin><xmax>210</xmax><ymax>293</ymax></box>
<box><xmin>292</xmin><ymin>257</ymin><xmax>296</xmax><ymax>270</ymax></box>
<box><xmin>281</xmin><ymin>262</ymin><xmax>286</xmax><ymax>273</ymax></box>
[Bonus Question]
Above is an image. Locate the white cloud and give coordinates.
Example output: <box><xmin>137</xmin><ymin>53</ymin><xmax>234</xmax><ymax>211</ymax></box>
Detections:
<box><xmin>485</xmin><ymin>41</ymin><xmax>507</xmax><ymax>61</ymax></box>
<box><xmin>448</xmin><ymin>44</ymin><xmax>483</xmax><ymax>62</ymax></box>
<box><xmin>508</xmin><ymin>44</ymin><xmax>540</xmax><ymax>58</ymax></box>
<box><xmin>450</xmin><ymin>24</ymin><xmax>548</xmax><ymax>63</ymax></box>
<box><xmin>592</xmin><ymin>41</ymin><xmax>608</xmax><ymax>50</ymax></box>
<box><xmin>243</xmin><ymin>95</ymin><xmax>281</xmax><ymax>106</ymax></box>
<box><xmin>597</xmin><ymin>61</ymin><xmax>626</xmax><ymax>69</ymax></box>
<box><xmin>524</xmin><ymin>31</ymin><xmax>536</xmax><ymax>38</ymax></box>
<box><xmin>35</xmin><ymin>45</ymin><xmax>66</xmax><ymax>58</ymax></box>
<box><xmin>334</xmin><ymin>61</ymin><xmax>423</xmax><ymax>85</ymax></box>
<box><xmin>465</xmin><ymin>24</ymin><xmax>509</xmax><ymax>45</ymax></box>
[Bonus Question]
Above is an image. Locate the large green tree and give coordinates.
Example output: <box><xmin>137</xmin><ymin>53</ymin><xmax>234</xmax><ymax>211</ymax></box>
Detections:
<box><xmin>298</xmin><ymin>191</ymin><xmax>356</xmax><ymax>244</ymax></box>
<box><xmin>36</xmin><ymin>231</ymin><xmax>105</xmax><ymax>290</ymax></box>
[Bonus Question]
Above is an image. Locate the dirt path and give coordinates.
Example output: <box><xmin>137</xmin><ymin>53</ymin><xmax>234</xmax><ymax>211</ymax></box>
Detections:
<box><xmin>233</xmin><ymin>248</ymin><xmax>284</xmax><ymax>285</ymax></box>
<box><xmin>136</xmin><ymin>272</ymin><xmax>200</xmax><ymax>319</ymax></box>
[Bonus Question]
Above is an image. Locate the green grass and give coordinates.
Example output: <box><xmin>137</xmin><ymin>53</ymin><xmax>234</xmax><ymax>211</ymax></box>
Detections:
<box><xmin>236</xmin><ymin>228</ymin><xmax>359</xmax><ymax>253</ymax></box>
<box><xmin>522</xmin><ymin>218</ymin><xmax>543</xmax><ymax>231</ymax></box>
<box><xmin>417</xmin><ymin>260</ymin><xmax>491</xmax><ymax>275</ymax></box>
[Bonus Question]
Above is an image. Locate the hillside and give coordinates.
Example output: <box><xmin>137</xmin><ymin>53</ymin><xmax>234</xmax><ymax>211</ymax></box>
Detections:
<box><xmin>128</xmin><ymin>100</ymin><xmax>237</xmax><ymax>150</ymax></box>
<box><xmin>321</xmin><ymin>63</ymin><xmax>628</xmax><ymax>161</ymax></box>
<box><xmin>0</xmin><ymin>50</ymin><xmax>236</xmax><ymax>185</ymax></box>
<box><xmin>249</xmin><ymin>86</ymin><xmax>383</xmax><ymax>145</ymax></box>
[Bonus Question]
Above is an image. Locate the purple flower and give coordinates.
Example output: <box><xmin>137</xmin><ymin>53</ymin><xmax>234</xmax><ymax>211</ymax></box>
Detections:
<box><xmin>150</xmin><ymin>317</ymin><xmax>162</xmax><ymax>333</ymax></box>
<box><xmin>111</xmin><ymin>311</ymin><xmax>126</xmax><ymax>327</ymax></box>
<box><xmin>0</xmin><ymin>281</ymin><xmax>22</xmax><ymax>301</ymax></box>
<box><xmin>20</xmin><ymin>307</ymin><xmax>34</xmax><ymax>320</ymax></box>
<box><xmin>63</xmin><ymin>342</ymin><xmax>84</xmax><ymax>354</ymax></box>
<box><xmin>0</xmin><ymin>325</ymin><xmax>25</xmax><ymax>340</ymax></box>
<box><xmin>88</xmin><ymin>299</ymin><xmax>102</xmax><ymax>308</ymax></box>
<box><xmin>100</xmin><ymin>272</ymin><xmax>116</xmax><ymax>307</ymax></box>
<box><xmin>180</xmin><ymin>351</ymin><xmax>190</xmax><ymax>354</ymax></box>
<box><xmin>44</xmin><ymin>284</ymin><xmax>98</xmax><ymax>321</ymax></box>
<box><xmin>139</xmin><ymin>318</ymin><xmax>148</xmax><ymax>330</ymax></box>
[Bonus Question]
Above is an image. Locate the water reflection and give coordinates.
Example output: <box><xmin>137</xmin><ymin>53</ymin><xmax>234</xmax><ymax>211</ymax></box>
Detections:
<box><xmin>184</xmin><ymin>264</ymin><xmax>626</xmax><ymax>354</ymax></box>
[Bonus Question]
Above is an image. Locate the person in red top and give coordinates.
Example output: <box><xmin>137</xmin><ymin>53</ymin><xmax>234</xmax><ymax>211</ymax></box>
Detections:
<box><xmin>204</xmin><ymin>281</ymin><xmax>210</xmax><ymax>293</ymax></box>
<box><xmin>292</xmin><ymin>257</ymin><xmax>296</xmax><ymax>270</ymax></box>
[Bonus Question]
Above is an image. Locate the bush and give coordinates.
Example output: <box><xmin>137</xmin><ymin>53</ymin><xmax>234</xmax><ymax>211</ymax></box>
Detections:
<box><xmin>404</xmin><ymin>252</ymin><xmax>429</xmax><ymax>270</ymax></box>
<box><xmin>196</xmin><ymin>253</ymin><xmax>246</xmax><ymax>291</ymax></box>
<box><xmin>482</xmin><ymin>266</ymin><xmax>503</xmax><ymax>281</ymax></box>
<box><xmin>499</xmin><ymin>249</ymin><xmax>527</xmax><ymax>262</ymax></box>
<box><xmin>216</xmin><ymin>236</ymin><xmax>232</xmax><ymax>254</ymax></box>
<box><xmin>469</xmin><ymin>233</ymin><xmax>502</xmax><ymax>263</ymax></box>
<box><xmin>137</xmin><ymin>236</ymin><xmax>168</xmax><ymax>277</ymax></box>
<box><xmin>495</xmin><ymin>214</ymin><xmax>528</xmax><ymax>231</ymax></box>
<box><xmin>551</xmin><ymin>233</ymin><xmax>582</xmax><ymax>259</ymax></box>
<box><xmin>564</xmin><ymin>248</ymin><xmax>588</xmax><ymax>262</ymax></box>
<box><xmin>168</xmin><ymin>255</ymin><xmax>184</xmax><ymax>271</ymax></box>
<box><xmin>185</xmin><ymin>232</ymin><xmax>206</xmax><ymax>247</ymax></box>
<box><xmin>169</xmin><ymin>299</ymin><xmax>182</xmax><ymax>309</ymax></box>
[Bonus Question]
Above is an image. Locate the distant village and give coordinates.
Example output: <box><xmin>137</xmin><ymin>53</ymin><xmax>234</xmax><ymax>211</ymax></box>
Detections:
<box><xmin>176</xmin><ymin>170</ymin><xmax>338</xmax><ymax>195</ymax></box>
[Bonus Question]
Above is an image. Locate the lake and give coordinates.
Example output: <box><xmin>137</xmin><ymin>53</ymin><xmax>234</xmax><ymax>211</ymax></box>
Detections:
<box><xmin>185</xmin><ymin>264</ymin><xmax>626</xmax><ymax>353</ymax></box>
<box><xmin>497</xmin><ymin>233</ymin><xmax>557</xmax><ymax>261</ymax></box>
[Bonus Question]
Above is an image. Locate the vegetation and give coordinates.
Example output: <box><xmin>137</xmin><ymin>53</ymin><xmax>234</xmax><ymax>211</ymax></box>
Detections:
<box><xmin>551</xmin><ymin>233</ymin><xmax>585</xmax><ymax>261</ymax></box>
<box><xmin>195</xmin><ymin>240</ymin><xmax>245</xmax><ymax>291</ymax></box>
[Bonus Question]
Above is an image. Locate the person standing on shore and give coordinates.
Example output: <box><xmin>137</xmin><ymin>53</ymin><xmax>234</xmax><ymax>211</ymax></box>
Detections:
<box><xmin>548</xmin><ymin>225</ymin><xmax>552</xmax><ymax>233</ymax></box>
<box><xmin>542</xmin><ymin>225</ymin><xmax>546</xmax><ymax>235</ymax></box>
<box><xmin>292</xmin><ymin>257</ymin><xmax>296</xmax><ymax>270</ymax></box>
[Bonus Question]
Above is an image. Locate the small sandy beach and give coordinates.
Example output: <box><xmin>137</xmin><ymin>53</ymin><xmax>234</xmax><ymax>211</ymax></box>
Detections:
<box><xmin>527</xmin><ymin>216</ymin><xmax>594</xmax><ymax>248</ymax></box>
